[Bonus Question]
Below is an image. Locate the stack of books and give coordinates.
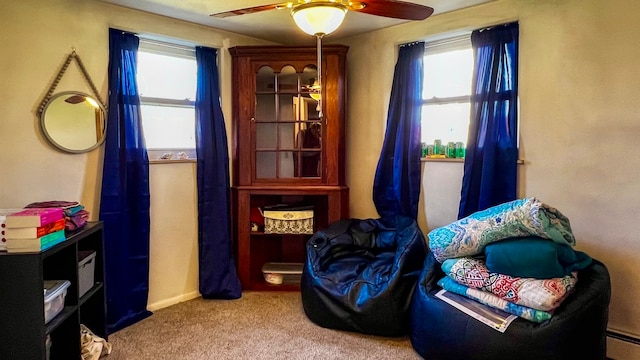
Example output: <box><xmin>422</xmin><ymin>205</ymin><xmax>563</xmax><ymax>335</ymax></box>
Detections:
<box><xmin>4</xmin><ymin>208</ymin><xmax>66</xmax><ymax>253</ymax></box>
<box><xmin>0</xmin><ymin>209</ymin><xmax>23</xmax><ymax>251</ymax></box>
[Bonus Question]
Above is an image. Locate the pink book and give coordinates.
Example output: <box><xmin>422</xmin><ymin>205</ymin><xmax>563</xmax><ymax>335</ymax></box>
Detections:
<box><xmin>5</xmin><ymin>208</ymin><xmax>64</xmax><ymax>228</ymax></box>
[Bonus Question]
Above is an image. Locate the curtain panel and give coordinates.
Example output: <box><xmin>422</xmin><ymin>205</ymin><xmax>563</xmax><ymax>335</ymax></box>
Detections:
<box><xmin>373</xmin><ymin>42</ymin><xmax>425</xmax><ymax>220</ymax></box>
<box><xmin>100</xmin><ymin>28</ymin><xmax>152</xmax><ymax>334</ymax></box>
<box><xmin>195</xmin><ymin>46</ymin><xmax>242</xmax><ymax>299</ymax></box>
<box><xmin>458</xmin><ymin>22</ymin><xmax>520</xmax><ymax>219</ymax></box>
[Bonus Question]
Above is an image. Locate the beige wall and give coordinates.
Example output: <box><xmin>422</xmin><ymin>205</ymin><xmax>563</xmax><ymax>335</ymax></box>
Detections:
<box><xmin>340</xmin><ymin>0</ymin><xmax>640</xmax><ymax>356</ymax></box>
<box><xmin>0</xmin><ymin>0</ymin><xmax>273</xmax><ymax>310</ymax></box>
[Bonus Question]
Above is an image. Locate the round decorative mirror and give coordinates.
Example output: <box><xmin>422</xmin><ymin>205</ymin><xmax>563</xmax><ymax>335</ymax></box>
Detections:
<box><xmin>40</xmin><ymin>91</ymin><xmax>106</xmax><ymax>153</ymax></box>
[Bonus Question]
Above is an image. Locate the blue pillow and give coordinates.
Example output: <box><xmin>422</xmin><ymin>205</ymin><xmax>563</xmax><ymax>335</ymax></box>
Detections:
<box><xmin>484</xmin><ymin>236</ymin><xmax>592</xmax><ymax>279</ymax></box>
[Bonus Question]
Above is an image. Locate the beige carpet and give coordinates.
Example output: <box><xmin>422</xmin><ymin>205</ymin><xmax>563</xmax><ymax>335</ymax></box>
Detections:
<box><xmin>107</xmin><ymin>291</ymin><xmax>421</xmax><ymax>359</ymax></box>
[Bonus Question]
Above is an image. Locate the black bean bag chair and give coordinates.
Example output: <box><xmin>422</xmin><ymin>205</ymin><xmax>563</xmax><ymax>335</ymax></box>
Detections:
<box><xmin>301</xmin><ymin>216</ymin><xmax>428</xmax><ymax>336</ymax></box>
<box><xmin>410</xmin><ymin>252</ymin><xmax>611</xmax><ymax>360</ymax></box>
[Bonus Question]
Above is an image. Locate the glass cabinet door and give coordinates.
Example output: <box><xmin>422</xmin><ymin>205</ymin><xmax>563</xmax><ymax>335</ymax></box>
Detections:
<box><xmin>255</xmin><ymin>64</ymin><xmax>322</xmax><ymax>180</ymax></box>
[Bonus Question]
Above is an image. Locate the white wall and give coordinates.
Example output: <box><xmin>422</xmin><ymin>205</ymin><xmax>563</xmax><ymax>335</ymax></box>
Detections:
<box><xmin>340</xmin><ymin>0</ymin><xmax>640</xmax><ymax>356</ymax></box>
<box><xmin>0</xmin><ymin>0</ymin><xmax>273</xmax><ymax>310</ymax></box>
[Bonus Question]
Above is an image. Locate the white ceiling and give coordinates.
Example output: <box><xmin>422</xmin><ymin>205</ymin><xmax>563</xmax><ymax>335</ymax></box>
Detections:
<box><xmin>96</xmin><ymin>0</ymin><xmax>494</xmax><ymax>45</ymax></box>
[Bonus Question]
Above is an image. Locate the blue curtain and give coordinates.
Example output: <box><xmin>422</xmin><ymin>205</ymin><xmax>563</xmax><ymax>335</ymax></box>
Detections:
<box><xmin>373</xmin><ymin>42</ymin><xmax>424</xmax><ymax>220</ymax></box>
<box><xmin>100</xmin><ymin>28</ymin><xmax>152</xmax><ymax>334</ymax></box>
<box><xmin>458</xmin><ymin>22</ymin><xmax>519</xmax><ymax>219</ymax></box>
<box><xmin>195</xmin><ymin>46</ymin><xmax>242</xmax><ymax>299</ymax></box>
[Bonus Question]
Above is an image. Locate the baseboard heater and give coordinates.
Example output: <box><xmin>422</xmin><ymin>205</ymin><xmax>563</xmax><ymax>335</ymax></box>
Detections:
<box><xmin>607</xmin><ymin>330</ymin><xmax>640</xmax><ymax>346</ymax></box>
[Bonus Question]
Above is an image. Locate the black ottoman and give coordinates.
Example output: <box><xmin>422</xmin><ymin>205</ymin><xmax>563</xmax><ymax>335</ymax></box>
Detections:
<box><xmin>410</xmin><ymin>252</ymin><xmax>611</xmax><ymax>360</ymax></box>
<box><xmin>301</xmin><ymin>216</ymin><xmax>428</xmax><ymax>336</ymax></box>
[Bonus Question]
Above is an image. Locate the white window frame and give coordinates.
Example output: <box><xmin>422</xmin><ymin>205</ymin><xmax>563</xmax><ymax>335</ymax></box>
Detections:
<box><xmin>138</xmin><ymin>38</ymin><xmax>198</xmax><ymax>162</ymax></box>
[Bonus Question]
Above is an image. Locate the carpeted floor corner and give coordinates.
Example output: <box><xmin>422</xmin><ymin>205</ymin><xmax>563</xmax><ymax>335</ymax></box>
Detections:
<box><xmin>107</xmin><ymin>291</ymin><xmax>420</xmax><ymax>359</ymax></box>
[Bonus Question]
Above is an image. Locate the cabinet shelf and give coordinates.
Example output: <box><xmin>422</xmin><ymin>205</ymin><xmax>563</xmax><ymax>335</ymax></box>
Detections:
<box><xmin>248</xmin><ymin>283</ymin><xmax>302</xmax><ymax>291</ymax></box>
<box><xmin>249</xmin><ymin>232</ymin><xmax>313</xmax><ymax>237</ymax></box>
<box><xmin>250</xmin><ymin>233</ymin><xmax>310</xmax><ymax>239</ymax></box>
<box><xmin>0</xmin><ymin>221</ymin><xmax>106</xmax><ymax>359</ymax></box>
<box><xmin>79</xmin><ymin>282</ymin><xmax>104</xmax><ymax>306</ymax></box>
<box><xmin>45</xmin><ymin>306</ymin><xmax>76</xmax><ymax>335</ymax></box>
<box><xmin>233</xmin><ymin>186</ymin><xmax>348</xmax><ymax>290</ymax></box>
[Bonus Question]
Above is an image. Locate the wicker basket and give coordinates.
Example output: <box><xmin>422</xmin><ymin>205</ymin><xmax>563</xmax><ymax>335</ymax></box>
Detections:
<box><xmin>262</xmin><ymin>210</ymin><xmax>314</xmax><ymax>234</ymax></box>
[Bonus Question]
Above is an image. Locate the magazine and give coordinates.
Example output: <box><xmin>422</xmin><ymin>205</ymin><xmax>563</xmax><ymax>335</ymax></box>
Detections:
<box><xmin>435</xmin><ymin>289</ymin><xmax>518</xmax><ymax>333</ymax></box>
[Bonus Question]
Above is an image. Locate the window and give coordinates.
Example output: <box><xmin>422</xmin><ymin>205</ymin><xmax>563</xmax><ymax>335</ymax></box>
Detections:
<box><xmin>137</xmin><ymin>39</ymin><xmax>197</xmax><ymax>160</ymax></box>
<box><xmin>422</xmin><ymin>34</ymin><xmax>473</xmax><ymax>157</ymax></box>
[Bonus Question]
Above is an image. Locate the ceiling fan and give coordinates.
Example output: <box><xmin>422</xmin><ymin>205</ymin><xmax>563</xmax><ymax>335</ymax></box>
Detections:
<box><xmin>211</xmin><ymin>1</ymin><xmax>434</xmax><ymax>22</ymax></box>
<box><xmin>212</xmin><ymin>1</ymin><xmax>434</xmax><ymax>117</ymax></box>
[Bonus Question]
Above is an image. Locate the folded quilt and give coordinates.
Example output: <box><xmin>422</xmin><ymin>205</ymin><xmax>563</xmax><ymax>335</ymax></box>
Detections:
<box><xmin>429</xmin><ymin>198</ymin><xmax>575</xmax><ymax>262</ymax></box>
<box><xmin>437</xmin><ymin>276</ymin><xmax>553</xmax><ymax>323</ymax></box>
<box><xmin>26</xmin><ymin>200</ymin><xmax>84</xmax><ymax>215</ymax></box>
<box><xmin>442</xmin><ymin>257</ymin><xmax>577</xmax><ymax>311</ymax></box>
<box><xmin>484</xmin><ymin>236</ymin><xmax>592</xmax><ymax>278</ymax></box>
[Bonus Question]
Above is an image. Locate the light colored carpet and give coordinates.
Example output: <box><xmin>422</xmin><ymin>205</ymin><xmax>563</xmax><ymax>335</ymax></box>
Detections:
<box><xmin>107</xmin><ymin>291</ymin><xmax>421</xmax><ymax>359</ymax></box>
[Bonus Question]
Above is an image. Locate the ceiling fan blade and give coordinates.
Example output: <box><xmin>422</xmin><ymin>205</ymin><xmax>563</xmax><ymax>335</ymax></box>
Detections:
<box><xmin>211</xmin><ymin>2</ymin><xmax>291</xmax><ymax>18</ymax></box>
<box><xmin>65</xmin><ymin>95</ymin><xmax>86</xmax><ymax>104</ymax></box>
<box><xmin>355</xmin><ymin>0</ymin><xmax>434</xmax><ymax>21</ymax></box>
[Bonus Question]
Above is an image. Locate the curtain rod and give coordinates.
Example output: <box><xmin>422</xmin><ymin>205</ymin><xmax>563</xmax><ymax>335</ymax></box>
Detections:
<box><xmin>399</xmin><ymin>41</ymin><xmax>425</xmax><ymax>48</ymax></box>
<box><xmin>476</xmin><ymin>21</ymin><xmax>519</xmax><ymax>33</ymax></box>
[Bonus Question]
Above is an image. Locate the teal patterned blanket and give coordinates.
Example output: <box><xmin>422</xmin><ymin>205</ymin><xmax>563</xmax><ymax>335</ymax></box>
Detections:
<box><xmin>437</xmin><ymin>277</ymin><xmax>554</xmax><ymax>323</ymax></box>
<box><xmin>429</xmin><ymin>198</ymin><xmax>575</xmax><ymax>262</ymax></box>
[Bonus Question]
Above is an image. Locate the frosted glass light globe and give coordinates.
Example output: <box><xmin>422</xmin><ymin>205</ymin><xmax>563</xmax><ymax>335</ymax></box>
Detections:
<box><xmin>291</xmin><ymin>3</ymin><xmax>347</xmax><ymax>36</ymax></box>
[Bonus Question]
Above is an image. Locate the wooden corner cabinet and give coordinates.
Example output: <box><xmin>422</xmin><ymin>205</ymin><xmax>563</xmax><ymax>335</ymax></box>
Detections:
<box><xmin>229</xmin><ymin>45</ymin><xmax>349</xmax><ymax>290</ymax></box>
<box><xmin>0</xmin><ymin>222</ymin><xmax>106</xmax><ymax>359</ymax></box>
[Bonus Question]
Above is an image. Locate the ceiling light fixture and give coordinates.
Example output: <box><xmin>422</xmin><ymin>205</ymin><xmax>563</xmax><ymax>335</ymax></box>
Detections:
<box><xmin>291</xmin><ymin>2</ymin><xmax>348</xmax><ymax>117</ymax></box>
<box><xmin>309</xmin><ymin>79</ymin><xmax>321</xmax><ymax>101</ymax></box>
<box><xmin>291</xmin><ymin>3</ymin><xmax>347</xmax><ymax>36</ymax></box>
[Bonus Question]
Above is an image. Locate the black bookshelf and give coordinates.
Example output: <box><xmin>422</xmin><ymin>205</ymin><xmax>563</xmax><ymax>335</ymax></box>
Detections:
<box><xmin>0</xmin><ymin>221</ymin><xmax>106</xmax><ymax>360</ymax></box>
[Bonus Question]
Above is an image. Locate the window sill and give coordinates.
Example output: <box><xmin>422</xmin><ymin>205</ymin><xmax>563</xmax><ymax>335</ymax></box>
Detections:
<box><xmin>148</xmin><ymin>149</ymin><xmax>196</xmax><ymax>163</ymax></box>
<box><xmin>150</xmin><ymin>159</ymin><xmax>196</xmax><ymax>164</ymax></box>
<box><xmin>421</xmin><ymin>157</ymin><xmax>464</xmax><ymax>163</ymax></box>
<box><xmin>421</xmin><ymin>157</ymin><xmax>525</xmax><ymax>164</ymax></box>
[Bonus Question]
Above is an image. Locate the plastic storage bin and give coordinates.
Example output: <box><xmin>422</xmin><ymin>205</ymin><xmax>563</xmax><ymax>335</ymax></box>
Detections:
<box><xmin>78</xmin><ymin>251</ymin><xmax>96</xmax><ymax>297</ymax></box>
<box><xmin>43</xmin><ymin>280</ymin><xmax>70</xmax><ymax>324</ymax></box>
<box><xmin>261</xmin><ymin>262</ymin><xmax>303</xmax><ymax>285</ymax></box>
